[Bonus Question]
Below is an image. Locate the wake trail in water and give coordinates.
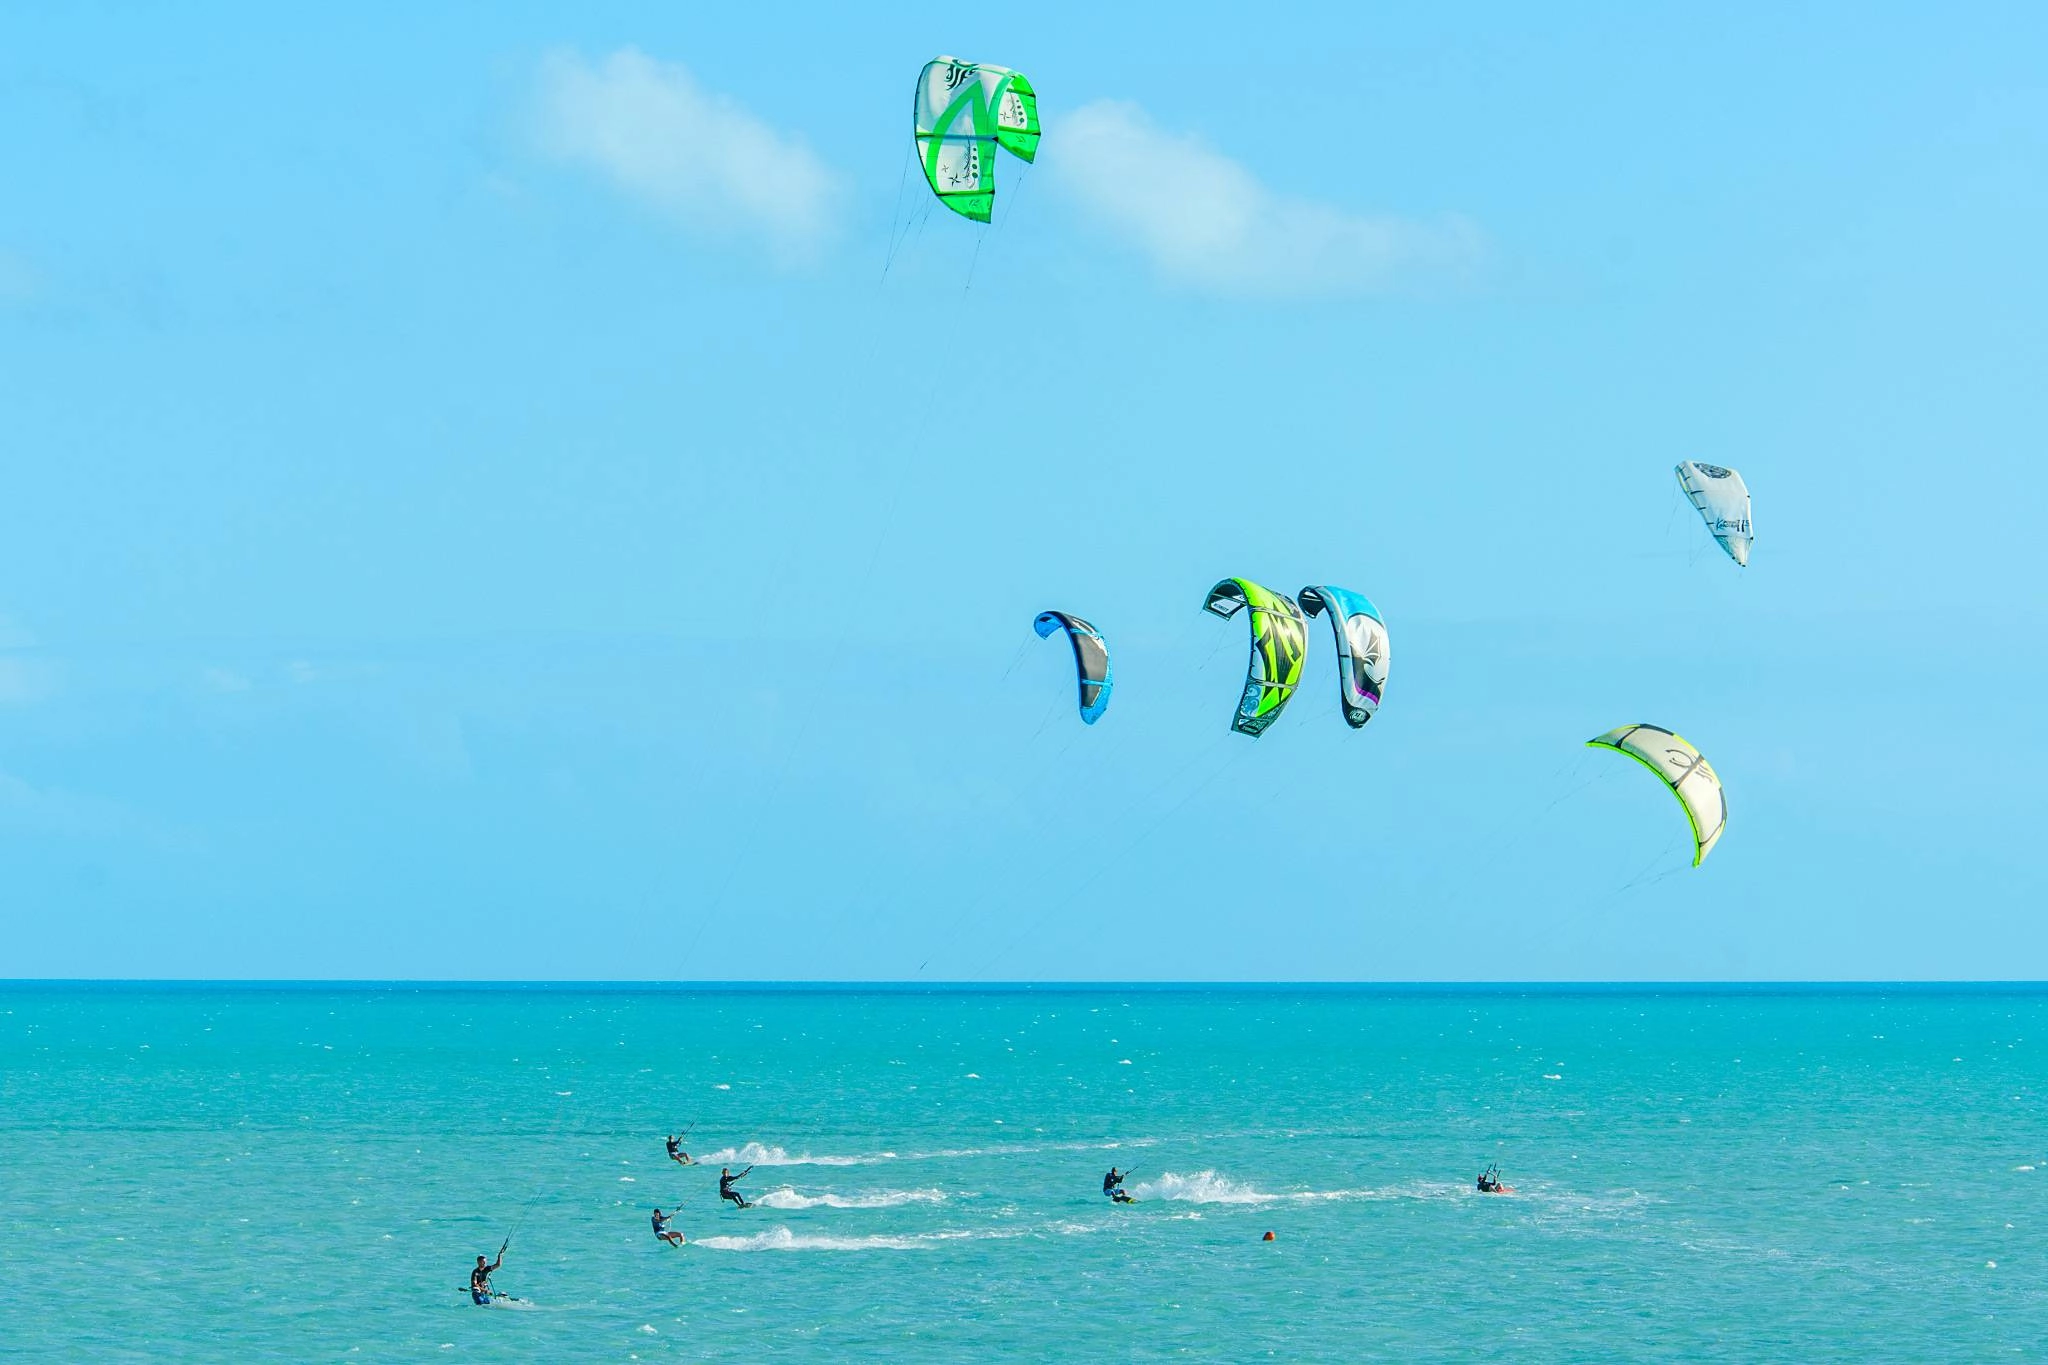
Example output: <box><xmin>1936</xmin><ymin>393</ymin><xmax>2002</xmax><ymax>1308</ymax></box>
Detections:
<box><xmin>907</xmin><ymin>1138</ymin><xmax>1156</xmax><ymax>1161</ymax></box>
<box><xmin>696</xmin><ymin>1138</ymin><xmax>1153</xmax><ymax>1167</ymax></box>
<box><xmin>693</xmin><ymin>1226</ymin><xmax>1000</xmax><ymax>1253</ymax></box>
<box><xmin>751</xmin><ymin>1185</ymin><xmax>947</xmax><ymax>1210</ymax></box>
<box><xmin>695</xmin><ymin>1143</ymin><xmax>896</xmax><ymax>1168</ymax></box>
<box><xmin>1127</xmin><ymin>1171</ymin><xmax>1474</xmax><ymax>1205</ymax></box>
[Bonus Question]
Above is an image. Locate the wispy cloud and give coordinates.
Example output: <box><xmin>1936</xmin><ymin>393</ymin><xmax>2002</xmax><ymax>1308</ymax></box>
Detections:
<box><xmin>0</xmin><ymin>768</ymin><xmax>192</xmax><ymax>850</ymax></box>
<box><xmin>0</xmin><ymin>660</ymin><xmax>56</xmax><ymax>706</ymax></box>
<box><xmin>535</xmin><ymin>48</ymin><xmax>840</xmax><ymax>263</ymax></box>
<box><xmin>1055</xmin><ymin>101</ymin><xmax>1482</xmax><ymax>299</ymax></box>
<box><xmin>201</xmin><ymin>666</ymin><xmax>252</xmax><ymax>693</ymax></box>
<box><xmin>0</xmin><ymin>250</ymin><xmax>34</xmax><ymax>305</ymax></box>
<box><xmin>0</xmin><ymin>615</ymin><xmax>54</xmax><ymax>704</ymax></box>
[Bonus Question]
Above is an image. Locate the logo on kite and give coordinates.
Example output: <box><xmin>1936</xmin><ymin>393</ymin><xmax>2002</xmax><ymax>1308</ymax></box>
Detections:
<box><xmin>914</xmin><ymin>57</ymin><xmax>1040</xmax><ymax>224</ymax></box>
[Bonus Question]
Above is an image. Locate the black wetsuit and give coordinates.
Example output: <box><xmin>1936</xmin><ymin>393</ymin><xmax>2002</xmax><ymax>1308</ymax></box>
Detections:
<box><xmin>719</xmin><ymin>1168</ymin><xmax>751</xmax><ymax>1209</ymax></box>
<box><xmin>667</xmin><ymin>1137</ymin><xmax>684</xmax><ymax>1162</ymax></box>
<box><xmin>470</xmin><ymin>1258</ymin><xmax>500</xmax><ymax>1304</ymax></box>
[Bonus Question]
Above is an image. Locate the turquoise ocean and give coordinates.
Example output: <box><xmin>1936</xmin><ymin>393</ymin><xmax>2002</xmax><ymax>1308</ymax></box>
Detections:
<box><xmin>4</xmin><ymin>984</ymin><xmax>2044</xmax><ymax>1360</ymax></box>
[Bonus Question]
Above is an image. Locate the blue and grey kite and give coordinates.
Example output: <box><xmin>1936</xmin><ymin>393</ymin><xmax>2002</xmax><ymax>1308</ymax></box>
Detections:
<box><xmin>1032</xmin><ymin>610</ymin><xmax>1113</xmax><ymax>724</ymax></box>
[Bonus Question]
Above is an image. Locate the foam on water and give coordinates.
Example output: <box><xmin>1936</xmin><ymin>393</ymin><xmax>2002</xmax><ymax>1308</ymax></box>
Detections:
<box><xmin>1128</xmin><ymin>1170</ymin><xmax>1415</xmax><ymax>1205</ymax></box>
<box><xmin>751</xmin><ymin>1185</ymin><xmax>947</xmax><ymax>1210</ymax></box>
<box><xmin>906</xmin><ymin>1138</ymin><xmax>1156</xmax><ymax>1162</ymax></box>
<box><xmin>1129</xmin><ymin>1170</ymin><xmax>1277</xmax><ymax>1204</ymax></box>
<box><xmin>694</xmin><ymin>1138</ymin><xmax>1153</xmax><ymax>1169</ymax></box>
<box><xmin>695</xmin><ymin>1142</ymin><xmax>895</xmax><ymax>1168</ymax></box>
<box><xmin>693</xmin><ymin>1226</ymin><xmax>949</xmax><ymax>1253</ymax></box>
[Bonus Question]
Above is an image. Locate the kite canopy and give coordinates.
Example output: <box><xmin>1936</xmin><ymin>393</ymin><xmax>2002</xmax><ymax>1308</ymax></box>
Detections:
<box><xmin>1033</xmin><ymin>610</ymin><xmax>1112</xmax><ymax>725</ymax></box>
<box><xmin>1202</xmin><ymin>579</ymin><xmax>1307</xmax><ymax>737</ymax></box>
<box><xmin>1586</xmin><ymin>724</ymin><xmax>1727</xmax><ymax>867</ymax></box>
<box><xmin>1676</xmin><ymin>461</ymin><xmax>1753</xmax><ymax>566</ymax></box>
<box><xmin>913</xmin><ymin>57</ymin><xmax>1040</xmax><ymax>223</ymax></box>
<box><xmin>1298</xmin><ymin>586</ymin><xmax>1389</xmax><ymax>728</ymax></box>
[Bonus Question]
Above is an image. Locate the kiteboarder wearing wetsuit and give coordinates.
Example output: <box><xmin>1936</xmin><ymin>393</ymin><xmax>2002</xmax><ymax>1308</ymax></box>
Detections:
<box><xmin>719</xmin><ymin>1165</ymin><xmax>754</xmax><ymax>1210</ymax></box>
<box><xmin>1103</xmin><ymin>1167</ymin><xmax>1133</xmax><ymax>1202</ymax></box>
<box><xmin>666</xmin><ymin>1134</ymin><xmax>690</xmax><ymax>1165</ymax></box>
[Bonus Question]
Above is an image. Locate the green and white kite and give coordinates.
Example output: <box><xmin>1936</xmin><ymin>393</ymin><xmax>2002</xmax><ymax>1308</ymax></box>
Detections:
<box><xmin>1203</xmin><ymin>579</ymin><xmax>1308</xmax><ymax>738</ymax></box>
<box><xmin>913</xmin><ymin>57</ymin><xmax>1040</xmax><ymax>223</ymax></box>
<box><xmin>1586</xmin><ymin>723</ymin><xmax>1728</xmax><ymax>866</ymax></box>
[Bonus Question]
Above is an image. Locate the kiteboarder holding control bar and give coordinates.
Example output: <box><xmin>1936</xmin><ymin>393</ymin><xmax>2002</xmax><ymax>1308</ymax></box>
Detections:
<box><xmin>651</xmin><ymin>1207</ymin><xmax>686</xmax><ymax>1247</ymax></box>
<box><xmin>470</xmin><ymin>1242</ymin><xmax>506</xmax><ymax>1303</ymax></box>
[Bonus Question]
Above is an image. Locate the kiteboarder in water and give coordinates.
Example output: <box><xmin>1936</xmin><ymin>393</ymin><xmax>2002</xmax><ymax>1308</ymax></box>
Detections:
<box><xmin>666</xmin><ymin>1134</ymin><xmax>691</xmax><ymax>1166</ymax></box>
<box><xmin>719</xmin><ymin>1166</ymin><xmax>754</xmax><ymax>1210</ymax></box>
<box><xmin>651</xmin><ymin>1207</ymin><xmax>685</xmax><ymax>1247</ymax></box>
<box><xmin>470</xmin><ymin>1243</ymin><xmax>505</xmax><ymax>1304</ymax></box>
<box><xmin>1103</xmin><ymin>1167</ymin><xmax>1134</xmax><ymax>1203</ymax></box>
<box><xmin>1477</xmin><ymin>1165</ymin><xmax>1512</xmax><ymax>1194</ymax></box>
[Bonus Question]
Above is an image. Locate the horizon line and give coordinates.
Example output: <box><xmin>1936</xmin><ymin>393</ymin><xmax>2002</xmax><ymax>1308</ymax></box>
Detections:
<box><xmin>4</xmin><ymin>978</ymin><xmax>2046</xmax><ymax>992</ymax></box>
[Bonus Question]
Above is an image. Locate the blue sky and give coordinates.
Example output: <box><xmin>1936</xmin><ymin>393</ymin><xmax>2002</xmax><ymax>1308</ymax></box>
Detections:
<box><xmin>3</xmin><ymin>3</ymin><xmax>2044</xmax><ymax>979</ymax></box>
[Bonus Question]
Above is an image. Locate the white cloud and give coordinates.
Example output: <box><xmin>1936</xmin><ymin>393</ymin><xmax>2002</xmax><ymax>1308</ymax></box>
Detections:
<box><xmin>1055</xmin><ymin>101</ymin><xmax>1482</xmax><ymax>299</ymax></box>
<box><xmin>535</xmin><ymin>48</ymin><xmax>840</xmax><ymax>263</ymax></box>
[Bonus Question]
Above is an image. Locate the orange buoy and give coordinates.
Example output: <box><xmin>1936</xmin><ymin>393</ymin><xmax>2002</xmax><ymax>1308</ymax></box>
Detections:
<box><xmin>1262</xmin><ymin>1231</ymin><xmax>1275</xmax><ymax>1241</ymax></box>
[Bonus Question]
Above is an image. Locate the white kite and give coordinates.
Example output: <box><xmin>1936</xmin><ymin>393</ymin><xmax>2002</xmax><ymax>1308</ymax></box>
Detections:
<box><xmin>1675</xmin><ymin>461</ymin><xmax>1753</xmax><ymax>567</ymax></box>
